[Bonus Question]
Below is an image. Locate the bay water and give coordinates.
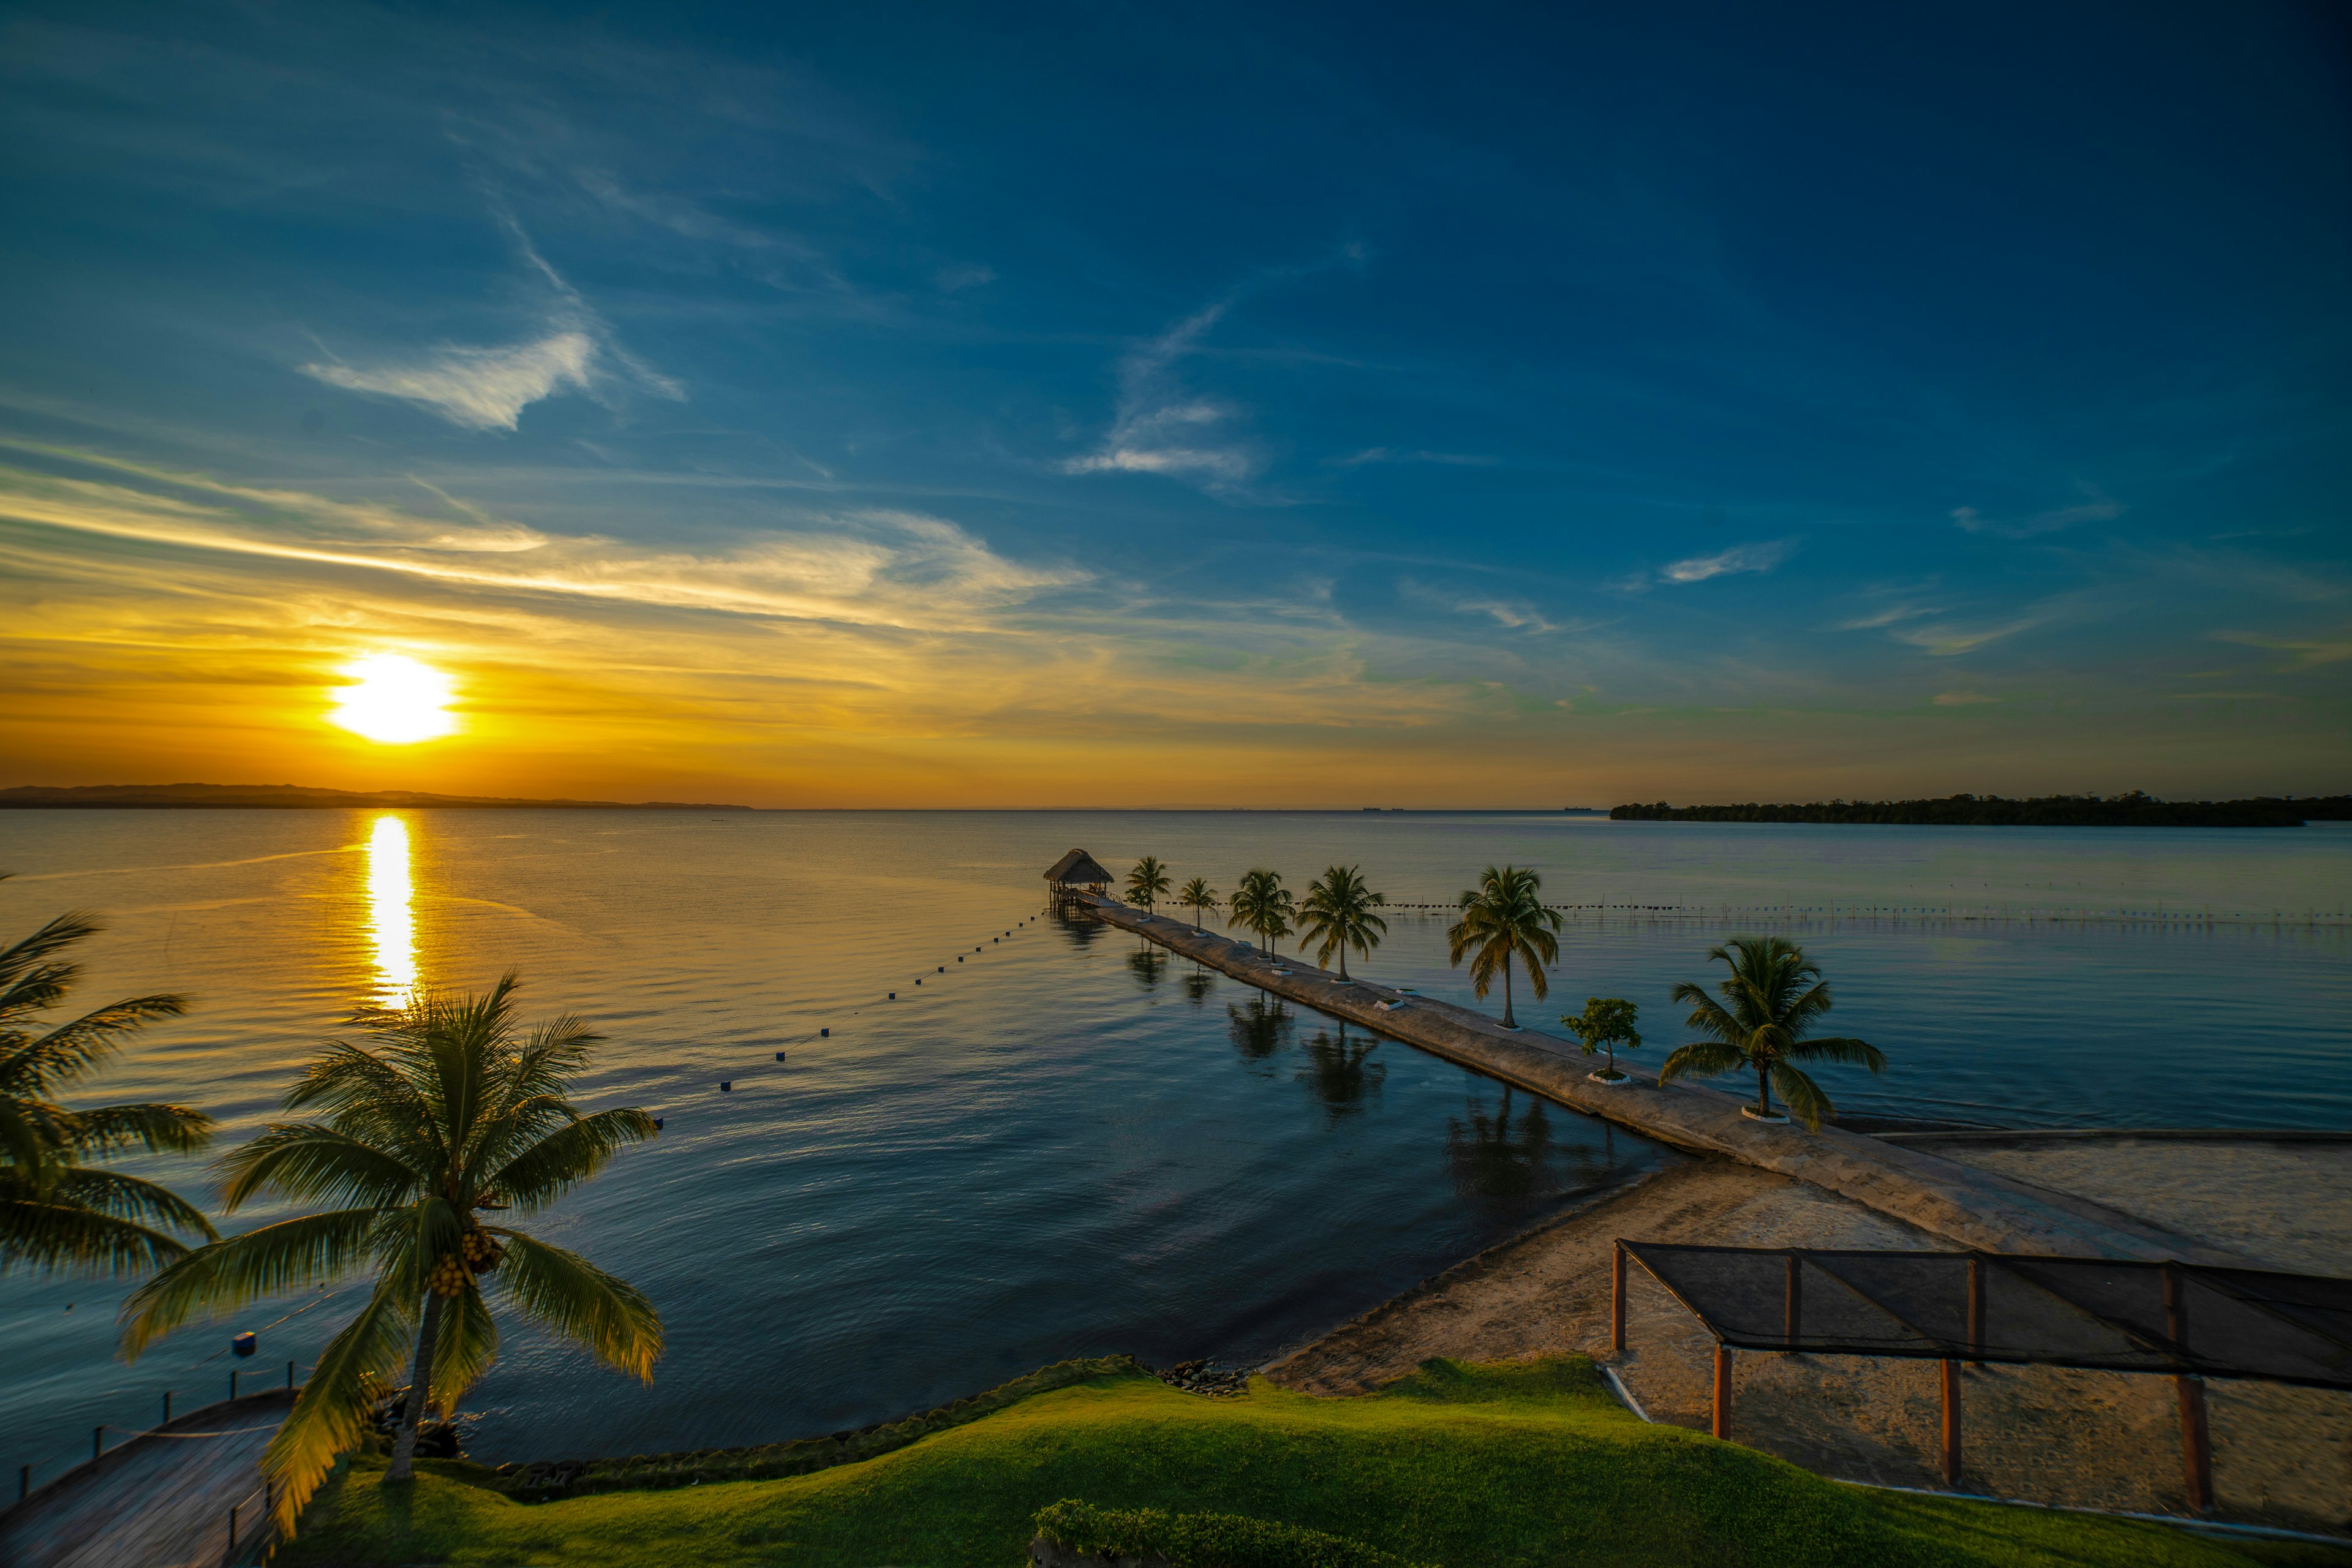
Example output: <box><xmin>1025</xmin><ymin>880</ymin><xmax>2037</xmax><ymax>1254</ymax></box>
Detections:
<box><xmin>1</xmin><ymin>809</ymin><xmax>2344</xmax><ymax>1479</ymax></box>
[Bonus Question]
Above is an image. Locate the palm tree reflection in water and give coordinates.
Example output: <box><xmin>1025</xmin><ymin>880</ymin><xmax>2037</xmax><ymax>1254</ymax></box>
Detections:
<box><xmin>1296</xmin><ymin>1020</ymin><xmax>1384</xmax><ymax>1121</ymax></box>
<box><xmin>1180</xmin><ymin>964</ymin><xmax>1215</xmax><ymax>1005</ymax></box>
<box><xmin>1225</xmin><ymin>993</ymin><xmax>1294</xmax><ymax>1067</ymax></box>
<box><xmin>1128</xmin><ymin>944</ymin><xmax>1167</xmax><ymax>990</ymax></box>
<box><xmin>1444</xmin><ymin>1087</ymin><xmax>1602</xmax><ymax>1219</ymax></box>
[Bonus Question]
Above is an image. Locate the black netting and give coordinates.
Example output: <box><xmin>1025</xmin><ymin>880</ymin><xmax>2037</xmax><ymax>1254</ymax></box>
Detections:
<box><xmin>1622</xmin><ymin>1243</ymin><xmax>2352</xmax><ymax>1389</ymax></box>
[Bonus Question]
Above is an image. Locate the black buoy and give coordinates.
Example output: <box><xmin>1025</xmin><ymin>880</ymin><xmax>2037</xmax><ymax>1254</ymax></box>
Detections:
<box><xmin>938</xmin><ymin>965</ymin><xmax>944</xmax><ymax>972</ymax></box>
<box><xmin>652</xmin><ymin>1118</ymin><xmax>664</xmax><ymax>1130</ymax></box>
<box><xmin>820</xmin><ymin>1027</ymin><xmax>829</xmax><ymax>1038</ymax></box>
<box><xmin>232</xmin><ymin>1332</ymin><xmax>257</xmax><ymax>1359</ymax></box>
<box><xmin>888</xmin><ymin>991</ymin><xmax>896</xmax><ymax>999</ymax></box>
<box><xmin>958</xmin><ymin>956</ymin><xmax>964</xmax><ymax>962</ymax></box>
<box><xmin>720</xmin><ymin>1081</ymin><xmax>733</xmax><ymax>1092</ymax></box>
<box><xmin>775</xmin><ymin>1050</ymin><xmax>786</xmax><ymax>1061</ymax></box>
<box><xmin>916</xmin><ymin>978</ymin><xmax>922</xmax><ymax>984</ymax></box>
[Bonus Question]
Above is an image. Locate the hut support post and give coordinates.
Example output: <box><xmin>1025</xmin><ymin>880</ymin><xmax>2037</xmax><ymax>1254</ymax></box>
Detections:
<box><xmin>1711</xmin><ymin>1345</ymin><xmax>1732</xmax><ymax>1440</ymax></box>
<box><xmin>1939</xmin><ymin>1359</ymin><xmax>1962</xmax><ymax>1488</ymax></box>
<box><xmin>1966</xmin><ymin>1256</ymin><xmax>1986</xmax><ymax>1366</ymax></box>
<box><xmin>2176</xmin><ymin>1376</ymin><xmax>2212</xmax><ymax>1514</ymax></box>
<box><xmin>1784</xmin><ymin>1251</ymin><xmax>1801</xmax><ymax>1346</ymax></box>
<box><xmin>2164</xmin><ymin>1260</ymin><xmax>2214</xmax><ymax>1515</ymax></box>
<box><xmin>1611</xmin><ymin>1242</ymin><xmax>1627</xmax><ymax>1352</ymax></box>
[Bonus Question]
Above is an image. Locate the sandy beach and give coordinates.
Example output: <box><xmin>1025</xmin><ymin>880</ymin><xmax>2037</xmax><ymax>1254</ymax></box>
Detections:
<box><xmin>1267</xmin><ymin>1134</ymin><xmax>2352</xmax><ymax>1535</ymax></box>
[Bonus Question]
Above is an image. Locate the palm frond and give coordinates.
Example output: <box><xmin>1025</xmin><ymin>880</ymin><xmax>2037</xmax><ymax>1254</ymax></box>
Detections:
<box><xmin>1786</xmin><ymin>1035</ymin><xmax>1886</xmax><ymax>1072</ymax></box>
<box><xmin>0</xmin><ymin>908</ymin><xmax>102</xmax><ymax>1014</ymax></box>
<box><xmin>118</xmin><ymin>1207</ymin><xmax>390</xmax><ymax>1357</ymax></box>
<box><xmin>263</xmin><ymin>1279</ymin><xmax>417</xmax><ymax>1533</ymax></box>
<box><xmin>0</xmin><ymin>995</ymin><xmax>189</xmax><ymax>1101</ymax></box>
<box><xmin>484</xmin><ymin>1109</ymin><xmax>657</xmax><ymax>1210</ymax></box>
<box><xmin>1770</xmin><ymin>1063</ymin><xmax>1834</xmax><ymax>1130</ymax></box>
<box><xmin>218</xmin><ymin>1124</ymin><xmax>423</xmax><ymax>1213</ymax></box>
<box><xmin>430</xmin><ymin>1279</ymin><xmax>500</xmax><ymax>1412</ymax></box>
<box><xmin>0</xmin><ymin>1180</ymin><xmax>198</xmax><ymax>1276</ymax></box>
<box><xmin>55</xmin><ymin>1101</ymin><xmax>214</xmax><ymax>1159</ymax></box>
<box><xmin>54</xmin><ymin>1167</ymin><xmax>219</xmax><ymax>1238</ymax></box>
<box><xmin>1673</xmin><ymin>984</ymin><xmax>1743</xmax><ymax>1045</ymax></box>
<box><xmin>493</xmin><ymin>1232</ymin><xmax>662</xmax><ymax>1380</ymax></box>
<box><xmin>1659</xmin><ymin>1039</ymin><xmax>1748</xmax><ymax>1083</ymax></box>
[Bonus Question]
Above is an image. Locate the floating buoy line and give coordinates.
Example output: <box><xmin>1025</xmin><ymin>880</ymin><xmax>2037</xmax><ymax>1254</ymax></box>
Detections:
<box><xmin>679</xmin><ymin>908</ymin><xmax>1050</xmax><ymax>1106</ymax></box>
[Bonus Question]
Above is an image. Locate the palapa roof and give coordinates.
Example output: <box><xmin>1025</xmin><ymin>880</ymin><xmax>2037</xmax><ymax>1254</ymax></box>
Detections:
<box><xmin>1044</xmin><ymin>848</ymin><xmax>1116</xmax><ymax>886</ymax></box>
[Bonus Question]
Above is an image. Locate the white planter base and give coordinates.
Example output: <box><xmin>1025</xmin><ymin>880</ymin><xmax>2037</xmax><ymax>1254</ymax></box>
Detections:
<box><xmin>1587</xmin><ymin>1070</ymin><xmax>1630</xmax><ymax>1086</ymax></box>
<box><xmin>1741</xmin><ymin>1106</ymin><xmax>1791</xmax><ymax>1123</ymax></box>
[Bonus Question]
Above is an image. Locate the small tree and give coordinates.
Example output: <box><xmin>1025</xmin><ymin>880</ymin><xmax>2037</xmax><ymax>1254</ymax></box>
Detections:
<box><xmin>1564</xmin><ymin>997</ymin><xmax>1641</xmax><ymax>1080</ymax></box>
<box><xmin>1297</xmin><ymin>864</ymin><xmax>1388</xmax><ymax>981</ymax></box>
<box><xmin>1125</xmin><ymin>856</ymin><xmax>1172</xmax><ymax>916</ymax></box>
<box><xmin>1178</xmin><ymin>878</ymin><xmax>1219</xmax><ymax>932</ymax></box>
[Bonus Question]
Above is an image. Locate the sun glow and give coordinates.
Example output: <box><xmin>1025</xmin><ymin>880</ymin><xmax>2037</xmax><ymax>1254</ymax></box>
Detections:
<box><xmin>366</xmin><ymin>815</ymin><xmax>418</xmax><ymax>1009</ymax></box>
<box><xmin>329</xmin><ymin>652</ymin><xmax>457</xmax><ymax>744</ymax></box>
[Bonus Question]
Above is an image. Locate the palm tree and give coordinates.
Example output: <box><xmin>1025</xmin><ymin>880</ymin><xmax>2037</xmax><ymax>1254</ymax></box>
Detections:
<box><xmin>1125</xmin><ymin>856</ymin><xmax>1172</xmax><ymax>916</ymax></box>
<box><xmin>2</xmin><ymin>897</ymin><xmax>216</xmax><ymax>1276</ymax></box>
<box><xmin>1447</xmin><ymin>865</ymin><xmax>1561</xmax><ymax>1029</ymax></box>
<box><xmin>1178</xmin><ymin>878</ymin><xmax>1219</xmax><ymax>932</ymax></box>
<box><xmin>1227</xmin><ymin>868</ymin><xmax>1294</xmax><ymax>960</ymax></box>
<box><xmin>1297</xmin><ymin>864</ymin><xmax>1388</xmax><ymax>981</ymax></box>
<box><xmin>1659</xmin><ymin>937</ymin><xmax>1884</xmax><ymax>1128</ymax></box>
<box><xmin>119</xmin><ymin>975</ymin><xmax>662</xmax><ymax>1528</ymax></box>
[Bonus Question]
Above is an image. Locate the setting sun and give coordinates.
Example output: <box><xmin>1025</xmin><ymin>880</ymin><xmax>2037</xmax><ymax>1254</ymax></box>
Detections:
<box><xmin>328</xmin><ymin>652</ymin><xmax>457</xmax><ymax>744</ymax></box>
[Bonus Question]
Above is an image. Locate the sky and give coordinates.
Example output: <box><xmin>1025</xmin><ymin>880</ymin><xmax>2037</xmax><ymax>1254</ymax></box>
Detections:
<box><xmin>1</xmin><ymin>1</ymin><xmax>2346</xmax><ymax>807</ymax></box>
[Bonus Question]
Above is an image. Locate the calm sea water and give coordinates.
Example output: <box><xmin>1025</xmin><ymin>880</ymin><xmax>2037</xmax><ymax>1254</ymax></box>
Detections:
<box><xmin>1</xmin><ymin>809</ymin><xmax>2345</xmax><ymax>1479</ymax></box>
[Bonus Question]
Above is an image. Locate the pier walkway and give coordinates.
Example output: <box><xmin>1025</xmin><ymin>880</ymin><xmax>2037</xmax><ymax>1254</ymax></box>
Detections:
<box><xmin>0</xmin><ymin>1389</ymin><xmax>293</xmax><ymax>1568</ymax></box>
<box><xmin>1084</xmin><ymin>897</ymin><xmax>2231</xmax><ymax>1263</ymax></box>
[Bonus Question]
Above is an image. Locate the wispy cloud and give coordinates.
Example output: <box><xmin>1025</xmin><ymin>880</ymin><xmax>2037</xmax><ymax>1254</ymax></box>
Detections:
<box><xmin>1932</xmin><ymin>690</ymin><xmax>2002</xmax><ymax>706</ymax></box>
<box><xmin>1329</xmin><ymin>447</ymin><xmax>1496</xmax><ymax>468</ymax></box>
<box><xmin>1656</xmin><ymin>539</ymin><xmax>1794</xmax><ymax>585</ymax></box>
<box><xmin>302</xmin><ymin>211</ymin><xmax>682</xmax><ymax>432</ymax></box>
<box><xmin>1951</xmin><ymin>487</ymin><xmax>2124</xmax><ymax>539</ymax></box>
<box><xmin>2212</xmin><ymin>630</ymin><xmax>2352</xmax><ymax>669</ymax></box>
<box><xmin>1061</xmin><ymin>301</ymin><xmax>1261</xmax><ymax>489</ymax></box>
<box><xmin>1888</xmin><ymin>615</ymin><xmax>2045</xmax><ymax>656</ymax></box>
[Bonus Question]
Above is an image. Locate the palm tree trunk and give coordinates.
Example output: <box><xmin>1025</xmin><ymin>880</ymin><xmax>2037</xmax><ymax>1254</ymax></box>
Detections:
<box><xmin>1501</xmin><ymin>956</ymin><xmax>1515</xmax><ymax>1028</ymax></box>
<box><xmin>1337</xmin><ymin>943</ymin><xmax>1349</xmax><ymax>981</ymax></box>
<box><xmin>1757</xmin><ymin>1063</ymin><xmax>1771</xmax><ymax>1117</ymax></box>
<box><xmin>385</xmin><ymin>1289</ymin><xmax>444</xmax><ymax>1483</ymax></box>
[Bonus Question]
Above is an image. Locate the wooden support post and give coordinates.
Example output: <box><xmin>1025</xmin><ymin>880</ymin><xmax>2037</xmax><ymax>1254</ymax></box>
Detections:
<box><xmin>92</xmin><ymin>1426</ymin><xmax>104</xmax><ymax>1463</ymax></box>
<box><xmin>1966</xmin><ymin>1256</ymin><xmax>1986</xmax><ymax>1366</ymax></box>
<box><xmin>229</xmin><ymin>1369</ymin><xmax>238</xmax><ymax>1402</ymax></box>
<box><xmin>1784</xmin><ymin>1251</ymin><xmax>1802</xmax><ymax>1346</ymax></box>
<box><xmin>287</xmin><ymin>1359</ymin><xmax>296</xmax><ymax>1389</ymax></box>
<box><xmin>18</xmin><ymin>1463</ymin><xmax>29</xmax><ymax>1502</ymax></box>
<box><xmin>2177</xmin><ymin>1376</ymin><xmax>2213</xmax><ymax>1514</ymax></box>
<box><xmin>1611</xmin><ymin>1242</ymin><xmax>1627</xmax><ymax>1353</ymax></box>
<box><xmin>1940</xmin><ymin>1359</ymin><xmax>1962</xmax><ymax>1488</ymax></box>
<box><xmin>228</xmin><ymin>1500</ymin><xmax>241</xmax><ymax>1559</ymax></box>
<box><xmin>163</xmin><ymin>1390</ymin><xmax>173</xmax><ymax>1427</ymax></box>
<box><xmin>1711</xmin><ymin>1345</ymin><xmax>1732</xmax><ymax>1440</ymax></box>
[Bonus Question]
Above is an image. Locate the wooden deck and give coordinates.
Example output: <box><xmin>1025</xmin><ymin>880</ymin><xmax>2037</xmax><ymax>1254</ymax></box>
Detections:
<box><xmin>0</xmin><ymin>1389</ymin><xmax>295</xmax><ymax>1568</ymax></box>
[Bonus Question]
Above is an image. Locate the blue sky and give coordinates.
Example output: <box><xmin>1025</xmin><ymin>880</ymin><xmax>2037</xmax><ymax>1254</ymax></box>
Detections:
<box><xmin>1</xmin><ymin>1</ymin><xmax>2345</xmax><ymax>804</ymax></box>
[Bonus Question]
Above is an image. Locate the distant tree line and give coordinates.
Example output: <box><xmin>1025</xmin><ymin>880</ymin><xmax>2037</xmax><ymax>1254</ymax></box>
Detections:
<box><xmin>1608</xmin><ymin>792</ymin><xmax>2352</xmax><ymax>827</ymax></box>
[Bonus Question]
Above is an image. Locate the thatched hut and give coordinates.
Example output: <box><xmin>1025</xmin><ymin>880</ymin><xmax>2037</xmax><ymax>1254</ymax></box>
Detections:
<box><xmin>1044</xmin><ymin>848</ymin><xmax>1115</xmax><ymax>897</ymax></box>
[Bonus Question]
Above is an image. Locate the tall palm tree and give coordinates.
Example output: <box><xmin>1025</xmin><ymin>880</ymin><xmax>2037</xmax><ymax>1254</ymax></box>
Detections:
<box><xmin>1125</xmin><ymin>856</ymin><xmax>1172</xmax><ymax>916</ymax></box>
<box><xmin>1227</xmin><ymin>868</ymin><xmax>1294</xmax><ymax>960</ymax></box>
<box><xmin>1178</xmin><ymin>878</ymin><xmax>1219</xmax><ymax>932</ymax></box>
<box><xmin>119</xmin><ymin>976</ymin><xmax>662</xmax><ymax>1528</ymax></box>
<box><xmin>1297</xmin><ymin>864</ymin><xmax>1388</xmax><ymax>981</ymax></box>
<box><xmin>1659</xmin><ymin>937</ymin><xmax>1884</xmax><ymax>1128</ymax></box>
<box><xmin>1</xmin><ymin>896</ymin><xmax>215</xmax><ymax>1276</ymax></box>
<box><xmin>1447</xmin><ymin>865</ymin><xmax>1561</xmax><ymax>1029</ymax></box>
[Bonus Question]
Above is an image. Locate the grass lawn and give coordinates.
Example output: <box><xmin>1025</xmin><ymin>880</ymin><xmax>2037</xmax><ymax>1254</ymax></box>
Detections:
<box><xmin>280</xmin><ymin>1357</ymin><xmax>2348</xmax><ymax>1567</ymax></box>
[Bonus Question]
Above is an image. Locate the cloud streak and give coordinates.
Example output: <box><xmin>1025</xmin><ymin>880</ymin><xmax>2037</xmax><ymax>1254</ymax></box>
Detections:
<box><xmin>1656</xmin><ymin>539</ymin><xmax>1795</xmax><ymax>585</ymax></box>
<box><xmin>304</xmin><ymin>331</ymin><xmax>598</xmax><ymax>431</ymax></box>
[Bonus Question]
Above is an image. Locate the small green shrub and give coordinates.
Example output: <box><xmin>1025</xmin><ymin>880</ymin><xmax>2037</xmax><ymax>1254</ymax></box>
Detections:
<box><xmin>1034</xmin><ymin>1498</ymin><xmax>1438</xmax><ymax>1568</ymax></box>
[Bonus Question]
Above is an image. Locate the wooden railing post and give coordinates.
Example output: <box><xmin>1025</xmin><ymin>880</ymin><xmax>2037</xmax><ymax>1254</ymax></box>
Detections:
<box><xmin>1611</xmin><ymin>1242</ymin><xmax>1627</xmax><ymax>1353</ymax></box>
<box><xmin>1940</xmin><ymin>1359</ymin><xmax>1962</xmax><ymax>1487</ymax></box>
<box><xmin>92</xmin><ymin>1426</ymin><xmax>104</xmax><ymax>1463</ymax></box>
<box><xmin>1966</xmin><ymin>1255</ymin><xmax>1986</xmax><ymax>1366</ymax></box>
<box><xmin>1784</xmin><ymin>1251</ymin><xmax>1802</xmax><ymax>1346</ymax></box>
<box><xmin>1711</xmin><ymin>1345</ymin><xmax>1732</xmax><ymax>1439</ymax></box>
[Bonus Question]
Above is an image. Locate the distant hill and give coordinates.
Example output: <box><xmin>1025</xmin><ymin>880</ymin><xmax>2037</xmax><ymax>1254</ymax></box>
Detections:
<box><xmin>1609</xmin><ymin>792</ymin><xmax>2352</xmax><ymax>827</ymax></box>
<box><xmin>0</xmin><ymin>783</ymin><xmax>756</xmax><ymax>811</ymax></box>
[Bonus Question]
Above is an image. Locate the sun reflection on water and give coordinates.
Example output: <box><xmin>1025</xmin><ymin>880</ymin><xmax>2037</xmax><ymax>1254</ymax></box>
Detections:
<box><xmin>367</xmin><ymin>815</ymin><xmax>418</xmax><ymax>1008</ymax></box>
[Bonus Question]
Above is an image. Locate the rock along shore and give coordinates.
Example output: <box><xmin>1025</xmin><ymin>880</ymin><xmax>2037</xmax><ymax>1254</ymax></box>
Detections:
<box><xmin>1082</xmin><ymin>896</ymin><xmax>2226</xmax><ymax>1262</ymax></box>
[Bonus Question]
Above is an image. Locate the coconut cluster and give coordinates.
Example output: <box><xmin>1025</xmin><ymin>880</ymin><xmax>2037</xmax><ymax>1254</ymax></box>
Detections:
<box><xmin>428</xmin><ymin>1226</ymin><xmax>508</xmax><ymax>1296</ymax></box>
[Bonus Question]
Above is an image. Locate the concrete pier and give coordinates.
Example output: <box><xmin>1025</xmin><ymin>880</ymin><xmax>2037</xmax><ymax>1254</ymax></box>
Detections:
<box><xmin>1085</xmin><ymin>896</ymin><xmax>2230</xmax><ymax>1263</ymax></box>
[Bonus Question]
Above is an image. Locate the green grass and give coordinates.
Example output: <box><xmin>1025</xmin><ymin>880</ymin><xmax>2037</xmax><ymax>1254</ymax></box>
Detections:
<box><xmin>279</xmin><ymin>1356</ymin><xmax>2347</xmax><ymax>1568</ymax></box>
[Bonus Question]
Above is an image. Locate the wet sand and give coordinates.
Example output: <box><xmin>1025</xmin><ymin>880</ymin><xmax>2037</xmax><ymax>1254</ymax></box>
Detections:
<box><xmin>1266</xmin><ymin>1136</ymin><xmax>2352</xmax><ymax>1535</ymax></box>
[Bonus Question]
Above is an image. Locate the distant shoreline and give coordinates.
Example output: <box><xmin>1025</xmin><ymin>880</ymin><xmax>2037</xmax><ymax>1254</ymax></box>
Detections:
<box><xmin>1610</xmin><ymin>793</ymin><xmax>2351</xmax><ymax>827</ymax></box>
<box><xmin>0</xmin><ymin>784</ymin><xmax>756</xmax><ymax>812</ymax></box>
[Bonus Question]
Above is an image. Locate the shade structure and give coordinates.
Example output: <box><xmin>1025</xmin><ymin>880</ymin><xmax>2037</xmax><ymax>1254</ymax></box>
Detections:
<box><xmin>1619</xmin><ymin>1242</ymin><xmax>2352</xmax><ymax>1390</ymax></box>
<box><xmin>1043</xmin><ymin>848</ymin><xmax>1116</xmax><ymax>891</ymax></box>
